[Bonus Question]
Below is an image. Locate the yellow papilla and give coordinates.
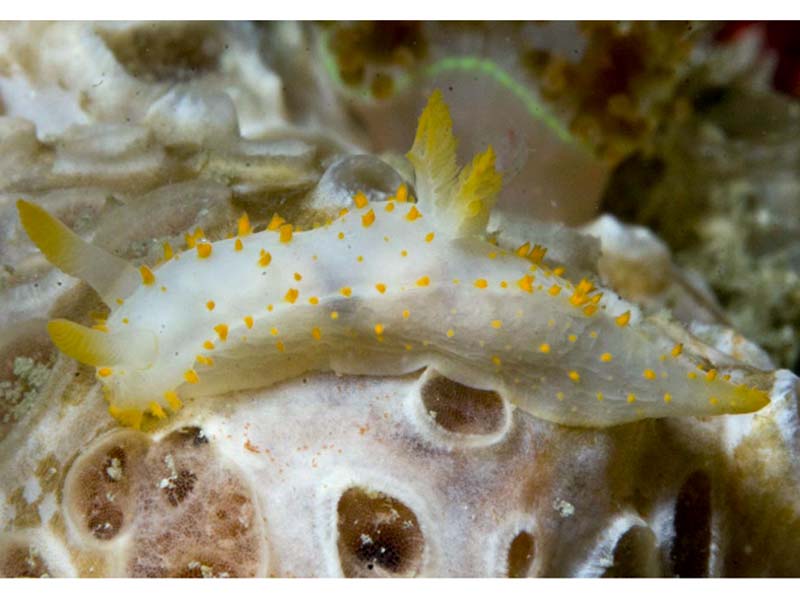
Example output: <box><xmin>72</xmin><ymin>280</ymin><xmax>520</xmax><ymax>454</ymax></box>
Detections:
<box><xmin>108</xmin><ymin>405</ymin><xmax>143</xmax><ymax>429</ymax></box>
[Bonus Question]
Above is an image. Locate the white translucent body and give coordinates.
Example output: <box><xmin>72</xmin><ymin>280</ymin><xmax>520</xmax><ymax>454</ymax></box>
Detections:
<box><xmin>104</xmin><ymin>200</ymin><xmax>767</xmax><ymax>426</ymax></box>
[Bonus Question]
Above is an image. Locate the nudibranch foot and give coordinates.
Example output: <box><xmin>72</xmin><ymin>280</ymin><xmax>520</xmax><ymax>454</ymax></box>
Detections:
<box><xmin>16</xmin><ymin>90</ymin><xmax>773</xmax><ymax>428</ymax></box>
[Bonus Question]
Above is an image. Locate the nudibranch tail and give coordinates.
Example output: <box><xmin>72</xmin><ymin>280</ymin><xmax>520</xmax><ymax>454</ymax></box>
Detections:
<box><xmin>16</xmin><ymin>200</ymin><xmax>140</xmax><ymax>306</ymax></box>
<box><xmin>406</xmin><ymin>89</ymin><xmax>502</xmax><ymax>237</ymax></box>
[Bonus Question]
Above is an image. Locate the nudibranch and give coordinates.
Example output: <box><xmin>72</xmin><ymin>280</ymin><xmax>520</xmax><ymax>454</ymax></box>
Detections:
<box><xmin>17</xmin><ymin>91</ymin><xmax>772</xmax><ymax>429</ymax></box>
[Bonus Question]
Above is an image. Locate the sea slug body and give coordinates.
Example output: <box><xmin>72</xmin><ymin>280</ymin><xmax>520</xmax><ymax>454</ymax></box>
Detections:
<box><xmin>16</xmin><ymin>91</ymin><xmax>772</xmax><ymax>429</ymax></box>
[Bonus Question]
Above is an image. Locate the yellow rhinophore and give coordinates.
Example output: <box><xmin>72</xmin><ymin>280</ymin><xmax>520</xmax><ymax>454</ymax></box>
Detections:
<box><xmin>16</xmin><ymin>199</ymin><xmax>140</xmax><ymax>305</ymax></box>
<box><xmin>46</xmin><ymin>319</ymin><xmax>156</xmax><ymax>368</ymax></box>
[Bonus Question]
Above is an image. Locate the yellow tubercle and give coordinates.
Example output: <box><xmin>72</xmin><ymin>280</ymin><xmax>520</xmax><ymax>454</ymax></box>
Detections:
<box><xmin>529</xmin><ymin>245</ymin><xmax>547</xmax><ymax>265</ymax></box>
<box><xmin>396</xmin><ymin>183</ymin><xmax>409</xmax><ymax>202</ymax></box>
<box><xmin>196</xmin><ymin>242</ymin><xmax>212</xmax><ymax>259</ymax></box>
<box><xmin>569</xmin><ymin>279</ymin><xmax>595</xmax><ymax>307</ymax></box>
<box><xmin>258</xmin><ymin>250</ymin><xmax>272</xmax><ymax>268</ymax></box>
<box><xmin>108</xmin><ymin>405</ymin><xmax>143</xmax><ymax>429</ymax></box>
<box><xmin>185</xmin><ymin>228</ymin><xmax>205</xmax><ymax>249</ymax></box>
<box><xmin>406</xmin><ymin>206</ymin><xmax>422</xmax><ymax>222</ymax></box>
<box><xmin>279</xmin><ymin>224</ymin><xmax>293</xmax><ymax>243</ymax></box>
<box><xmin>238</xmin><ymin>213</ymin><xmax>252</xmax><ymax>237</ymax></box>
<box><xmin>354</xmin><ymin>191</ymin><xmax>369</xmax><ymax>209</ymax></box>
<box><xmin>268</xmin><ymin>213</ymin><xmax>286</xmax><ymax>231</ymax></box>
<box><xmin>139</xmin><ymin>265</ymin><xmax>155</xmax><ymax>286</ymax></box>
<box><xmin>164</xmin><ymin>390</ymin><xmax>182</xmax><ymax>412</ymax></box>
<box><xmin>362</xmin><ymin>209</ymin><xmax>376</xmax><ymax>228</ymax></box>
<box><xmin>148</xmin><ymin>402</ymin><xmax>167</xmax><ymax>420</ymax></box>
